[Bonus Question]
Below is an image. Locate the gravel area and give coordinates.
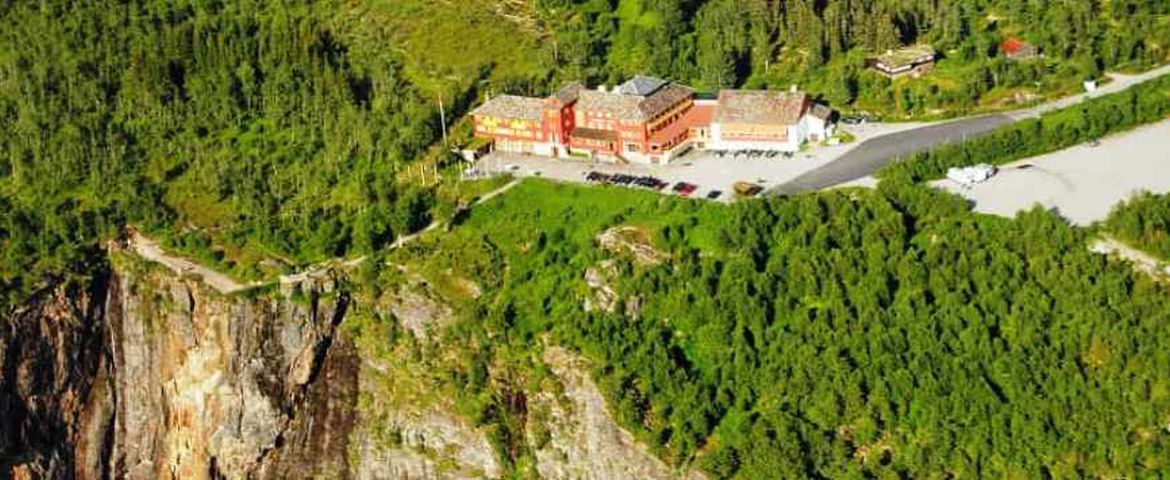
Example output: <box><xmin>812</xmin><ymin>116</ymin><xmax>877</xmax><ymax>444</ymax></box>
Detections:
<box><xmin>934</xmin><ymin>119</ymin><xmax>1170</xmax><ymax>225</ymax></box>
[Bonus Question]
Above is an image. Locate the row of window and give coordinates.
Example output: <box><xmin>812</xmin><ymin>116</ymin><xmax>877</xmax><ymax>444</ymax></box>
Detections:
<box><xmin>648</xmin><ymin>101</ymin><xmax>691</xmax><ymax>134</ymax></box>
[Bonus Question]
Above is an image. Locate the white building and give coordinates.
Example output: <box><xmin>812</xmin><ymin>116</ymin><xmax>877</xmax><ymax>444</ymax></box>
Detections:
<box><xmin>707</xmin><ymin>89</ymin><xmax>834</xmax><ymax>152</ymax></box>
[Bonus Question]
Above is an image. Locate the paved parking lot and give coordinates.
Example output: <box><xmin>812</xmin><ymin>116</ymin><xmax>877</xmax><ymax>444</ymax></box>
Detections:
<box><xmin>934</xmin><ymin>119</ymin><xmax>1170</xmax><ymax>225</ymax></box>
<box><xmin>477</xmin><ymin>121</ymin><xmax>925</xmax><ymax>201</ymax></box>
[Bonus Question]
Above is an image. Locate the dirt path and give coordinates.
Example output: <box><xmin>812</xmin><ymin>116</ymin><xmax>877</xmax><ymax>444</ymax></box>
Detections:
<box><xmin>126</xmin><ymin>179</ymin><xmax>523</xmax><ymax>294</ymax></box>
<box><xmin>1090</xmin><ymin>236</ymin><xmax>1170</xmax><ymax>281</ymax></box>
<box><xmin>287</xmin><ymin>178</ymin><xmax>523</xmax><ymax>284</ymax></box>
<box><xmin>126</xmin><ymin>230</ymin><xmax>263</xmax><ymax>294</ymax></box>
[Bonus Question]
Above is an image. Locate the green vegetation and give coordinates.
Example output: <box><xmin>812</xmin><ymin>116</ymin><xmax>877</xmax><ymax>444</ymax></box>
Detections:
<box><xmin>538</xmin><ymin>0</ymin><xmax>1170</xmax><ymax>116</ymax></box>
<box><xmin>0</xmin><ymin>0</ymin><xmax>445</xmax><ymax>302</ymax></box>
<box><xmin>879</xmin><ymin>73</ymin><xmax>1170</xmax><ymax>181</ymax></box>
<box><xmin>4</xmin><ymin>0</ymin><xmax>1170</xmax><ymax>303</ymax></box>
<box><xmin>1107</xmin><ymin>192</ymin><xmax>1170</xmax><ymax>260</ymax></box>
<box><xmin>387</xmin><ymin>180</ymin><xmax>1170</xmax><ymax>478</ymax></box>
<box><xmin>5</xmin><ymin>2</ymin><xmax>1170</xmax><ymax>477</ymax></box>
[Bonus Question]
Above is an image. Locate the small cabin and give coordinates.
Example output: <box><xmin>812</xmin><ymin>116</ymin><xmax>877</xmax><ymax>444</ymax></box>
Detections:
<box><xmin>1001</xmin><ymin>38</ymin><xmax>1039</xmax><ymax>60</ymax></box>
<box><xmin>868</xmin><ymin>45</ymin><xmax>937</xmax><ymax>78</ymax></box>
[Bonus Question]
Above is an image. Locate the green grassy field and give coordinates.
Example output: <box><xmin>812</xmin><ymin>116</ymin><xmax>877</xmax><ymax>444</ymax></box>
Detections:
<box><xmin>364</xmin><ymin>0</ymin><xmax>551</xmax><ymax>93</ymax></box>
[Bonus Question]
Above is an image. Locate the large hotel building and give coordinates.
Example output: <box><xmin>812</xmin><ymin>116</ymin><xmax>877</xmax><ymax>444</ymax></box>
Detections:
<box><xmin>471</xmin><ymin>76</ymin><xmax>834</xmax><ymax>164</ymax></box>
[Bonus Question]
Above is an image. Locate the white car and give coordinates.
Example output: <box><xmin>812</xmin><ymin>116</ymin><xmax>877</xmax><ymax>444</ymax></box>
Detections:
<box><xmin>947</xmin><ymin>164</ymin><xmax>997</xmax><ymax>187</ymax></box>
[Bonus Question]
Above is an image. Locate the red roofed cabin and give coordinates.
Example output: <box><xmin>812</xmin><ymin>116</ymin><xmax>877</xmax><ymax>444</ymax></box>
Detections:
<box><xmin>1000</xmin><ymin>37</ymin><xmax>1039</xmax><ymax>60</ymax></box>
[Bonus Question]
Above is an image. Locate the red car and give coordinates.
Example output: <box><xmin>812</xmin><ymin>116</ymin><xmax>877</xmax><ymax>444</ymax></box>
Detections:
<box><xmin>673</xmin><ymin>182</ymin><xmax>698</xmax><ymax>196</ymax></box>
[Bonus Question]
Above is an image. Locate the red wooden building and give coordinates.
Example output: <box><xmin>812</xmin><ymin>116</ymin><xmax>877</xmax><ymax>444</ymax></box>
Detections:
<box><xmin>471</xmin><ymin>75</ymin><xmax>833</xmax><ymax>163</ymax></box>
<box><xmin>472</xmin><ymin>76</ymin><xmax>705</xmax><ymax>164</ymax></box>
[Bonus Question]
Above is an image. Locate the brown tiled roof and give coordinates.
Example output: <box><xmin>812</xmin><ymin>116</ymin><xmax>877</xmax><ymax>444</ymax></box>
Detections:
<box><xmin>641</xmin><ymin>84</ymin><xmax>694</xmax><ymax>120</ymax></box>
<box><xmin>472</xmin><ymin>95</ymin><xmax>546</xmax><ymax>121</ymax></box>
<box><xmin>577</xmin><ymin>82</ymin><xmax>694</xmax><ymax>122</ymax></box>
<box><xmin>714</xmin><ymin>90</ymin><xmax>810</xmax><ymax>125</ymax></box>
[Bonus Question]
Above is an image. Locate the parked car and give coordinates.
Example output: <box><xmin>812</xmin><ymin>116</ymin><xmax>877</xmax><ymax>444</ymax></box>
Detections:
<box><xmin>733</xmin><ymin>181</ymin><xmax>763</xmax><ymax>197</ymax></box>
<box><xmin>672</xmin><ymin>182</ymin><xmax>698</xmax><ymax>196</ymax></box>
<box><xmin>706</xmin><ymin>190</ymin><xmax>723</xmax><ymax>200</ymax></box>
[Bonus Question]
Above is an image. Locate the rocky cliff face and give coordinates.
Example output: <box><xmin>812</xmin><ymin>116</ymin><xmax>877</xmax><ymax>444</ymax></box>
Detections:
<box><xmin>2</xmin><ymin>247</ymin><xmax>703</xmax><ymax>479</ymax></box>
<box><xmin>2</xmin><ymin>252</ymin><xmax>358</xmax><ymax>480</ymax></box>
<box><xmin>104</xmin><ymin>258</ymin><xmax>358</xmax><ymax>479</ymax></box>
<box><xmin>1</xmin><ymin>278</ymin><xmax>111</xmax><ymax>480</ymax></box>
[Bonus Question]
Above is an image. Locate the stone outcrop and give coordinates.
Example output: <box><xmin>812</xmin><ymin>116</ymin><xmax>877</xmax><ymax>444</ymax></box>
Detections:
<box><xmin>352</xmin><ymin>406</ymin><xmax>503</xmax><ymax>479</ymax></box>
<box><xmin>105</xmin><ymin>259</ymin><xmax>358</xmax><ymax>480</ymax></box>
<box><xmin>596</xmin><ymin>226</ymin><xmax>668</xmax><ymax>266</ymax></box>
<box><xmin>530</xmin><ymin>347</ymin><xmax>706</xmax><ymax>480</ymax></box>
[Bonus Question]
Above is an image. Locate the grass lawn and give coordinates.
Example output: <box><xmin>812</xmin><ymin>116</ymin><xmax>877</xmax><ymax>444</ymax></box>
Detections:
<box><xmin>458</xmin><ymin>179</ymin><xmax>728</xmax><ymax>253</ymax></box>
<box><xmin>364</xmin><ymin>0</ymin><xmax>551</xmax><ymax>93</ymax></box>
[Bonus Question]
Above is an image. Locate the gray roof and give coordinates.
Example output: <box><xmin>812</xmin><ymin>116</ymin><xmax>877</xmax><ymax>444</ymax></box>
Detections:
<box><xmin>553</xmin><ymin>82</ymin><xmax>585</xmax><ymax>104</ymax></box>
<box><xmin>472</xmin><ymin>95</ymin><xmax>547</xmax><ymax>122</ymax></box>
<box><xmin>714</xmin><ymin>90</ymin><xmax>809</xmax><ymax>125</ymax></box>
<box><xmin>617</xmin><ymin>75</ymin><xmax>668</xmax><ymax>96</ymax></box>
<box><xmin>577</xmin><ymin>82</ymin><xmax>694</xmax><ymax>122</ymax></box>
<box><xmin>873</xmin><ymin>45</ymin><xmax>936</xmax><ymax>69</ymax></box>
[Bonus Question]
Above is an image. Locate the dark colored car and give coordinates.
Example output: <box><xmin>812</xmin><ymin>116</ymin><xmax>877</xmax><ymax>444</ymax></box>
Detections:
<box><xmin>706</xmin><ymin>190</ymin><xmax>722</xmax><ymax>200</ymax></box>
<box><xmin>673</xmin><ymin>182</ymin><xmax>698</xmax><ymax>196</ymax></box>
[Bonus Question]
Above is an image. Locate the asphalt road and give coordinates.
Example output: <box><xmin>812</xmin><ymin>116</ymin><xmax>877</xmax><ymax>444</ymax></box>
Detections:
<box><xmin>767</xmin><ymin>63</ymin><xmax>1170</xmax><ymax>196</ymax></box>
<box><xmin>767</xmin><ymin>114</ymin><xmax>1014</xmax><ymax>195</ymax></box>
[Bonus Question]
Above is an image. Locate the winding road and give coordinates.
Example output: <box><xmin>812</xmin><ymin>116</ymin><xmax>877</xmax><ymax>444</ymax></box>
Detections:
<box><xmin>766</xmin><ymin>63</ymin><xmax>1170</xmax><ymax>195</ymax></box>
<box><xmin>768</xmin><ymin>114</ymin><xmax>1012</xmax><ymax>195</ymax></box>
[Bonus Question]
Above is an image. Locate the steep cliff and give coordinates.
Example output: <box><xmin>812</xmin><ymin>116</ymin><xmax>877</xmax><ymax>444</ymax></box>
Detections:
<box><xmin>1</xmin><ymin>277</ymin><xmax>111</xmax><ymax>480</ymax></box>
<box><xmin>2</xmin><ymin>244</ymin><xmax>701</xmax><ymax>479</ymax></box>
<box><xmin>1</xmin><ymin>250</ymin><xmax>359</xmax><ymax>480</ymax></box>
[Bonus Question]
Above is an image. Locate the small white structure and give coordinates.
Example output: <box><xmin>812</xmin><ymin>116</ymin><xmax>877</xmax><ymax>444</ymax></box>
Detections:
<box><xmin>947</xmin><ymin>164</ymin><xmax>997</xmax><ymax>187</ymax></box>
<box><xmin>1083</xmin><ymin>80</ymin><xmax>1099</xmax><ymax>93</ymax></box>
<box><xmin>804</xmin><ymin>104</ymin><xmax>836</xmax><ymax>142</ymax></box>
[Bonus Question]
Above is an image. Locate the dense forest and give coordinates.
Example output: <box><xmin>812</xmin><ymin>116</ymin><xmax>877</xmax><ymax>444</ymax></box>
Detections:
<box><xmin>397</xmin><ymin>179</ymin><xmax>1170</xmax><ymax>478</ymax></box>
<box><xmin>529</xmin><ymin>0</ymin><xmax>1170</xmax><ymax>112</ymax></box>
<box><xmin>0</xmin><ymin>0</ymin><xmax>450</xmax><ymax>303</ymax></box>
<box><xmin>1107</xmin><ymin>192</ymin><xmax>1170</xmax><ymax>260</ymax></box>
<box><xmin>3</xmin><ymin>0</ymin><xmax>1170</xmax><ymax>303</ymax></box>
<box><xmin>4</xmin><ymin>1</ymin><xmax>1170</xmax><ymax>478</ymax></box>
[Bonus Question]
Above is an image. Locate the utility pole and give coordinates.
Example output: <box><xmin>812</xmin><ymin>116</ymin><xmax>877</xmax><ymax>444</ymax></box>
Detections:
<box><xmin>438</xmin><ymin>92</ymin><xmax>449</xmax><ymax>146</ymax></box>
